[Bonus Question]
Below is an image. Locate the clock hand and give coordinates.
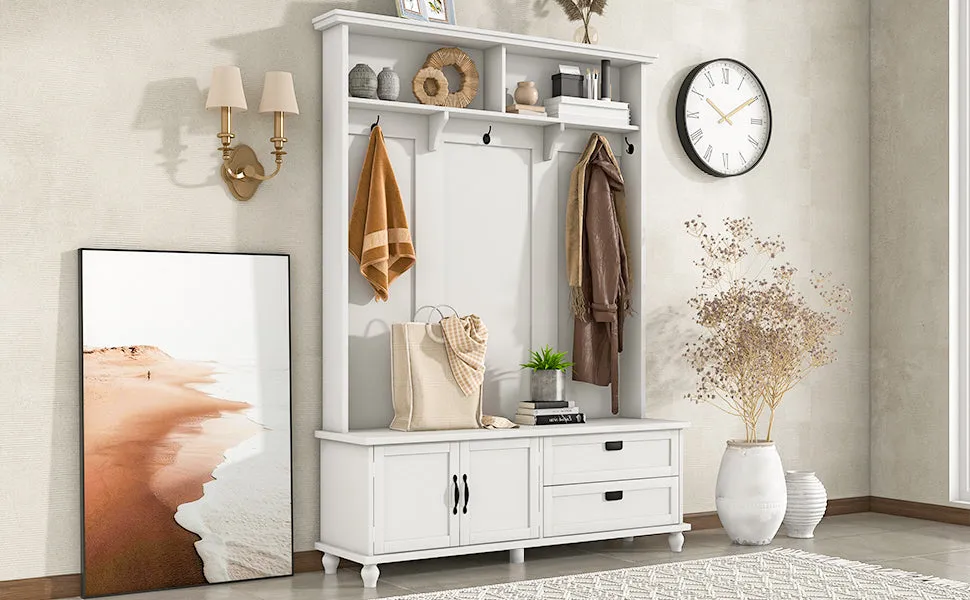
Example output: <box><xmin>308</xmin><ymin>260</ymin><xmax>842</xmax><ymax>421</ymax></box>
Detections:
<box><xmin>705</xmin><ymin>98</ymin><xmax>733</xmax><ymax>126</ymax></box>
<box><xmin>718</xmin><ymin>97</ymin><xmax>757</xmax><ymax>124</ymax></box>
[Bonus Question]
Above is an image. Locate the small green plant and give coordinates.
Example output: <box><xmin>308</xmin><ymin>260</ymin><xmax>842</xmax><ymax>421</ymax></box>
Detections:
<box><xmin>520</xmin><ymin>345</ymin><xmax>574</xmax><ymax>372</ymax></box>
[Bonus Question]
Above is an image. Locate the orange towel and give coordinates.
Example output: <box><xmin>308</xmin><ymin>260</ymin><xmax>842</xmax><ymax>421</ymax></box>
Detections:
<box><xmin>349</xmin><ymin>126</ymin><xmax>416</xmax><ymax>301</ymax></box>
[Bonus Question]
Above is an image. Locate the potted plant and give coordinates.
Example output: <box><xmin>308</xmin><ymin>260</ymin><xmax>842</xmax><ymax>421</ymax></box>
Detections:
<box><xmin>683</xmin><ymin>216</ymin><xmax>850</xmax><ymax>545</ymax></box>
<box><xmin>521</xmin><ymin>345</ymin><xmax>574</xmax><ymax>403</ymax></box>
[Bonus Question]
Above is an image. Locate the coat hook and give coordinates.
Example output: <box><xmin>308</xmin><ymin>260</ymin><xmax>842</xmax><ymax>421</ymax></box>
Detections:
<box><xmin>371</xmin><ymin>115</ymin><xmax>380</xmax><ymax>131</ymax></box>
<box><xmin>483</xmin><ymin>125</ymin><xmax>492</xmax><ymax>145</ymax></box>
<box><xmin>624</xmin><ymin>137</ymin><xmax>635</xmax><ymax>154</ymax></box>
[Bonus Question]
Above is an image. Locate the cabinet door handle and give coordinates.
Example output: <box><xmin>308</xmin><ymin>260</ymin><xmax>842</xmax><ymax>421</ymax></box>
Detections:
<box><xmin>453</xmin><ymin>475</ymin><xmax>459</xmax><ymax>515</ymax></box>
<box><xmin>605</xmin><ymin>441</ymin><xmax>623</xmax><ymax>451</ymax></box>
<box><xmin>605</xmin><ymin>490</ymin><xmax>624</xmax><ymax>501</ymax></box>
<box><xmin>462</xmin><ymin>474</ymin><xmax>469</xmax><ymax>514</ymax></box>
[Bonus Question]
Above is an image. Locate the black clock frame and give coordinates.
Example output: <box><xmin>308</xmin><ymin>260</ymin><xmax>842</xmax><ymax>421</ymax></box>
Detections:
<box><xmin>675</xmin><ymin>58</ymin><xmax>773</xmax><ymax>178</ymax></box>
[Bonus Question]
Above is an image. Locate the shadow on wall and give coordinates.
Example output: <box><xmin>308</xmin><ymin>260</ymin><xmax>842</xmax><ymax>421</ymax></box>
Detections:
<box><xmin>644</xmin><ymin>305</ymin><xmax>696</xmax><ymax>411</ymax></box>
<box><xmin>134</xmin><ymin>78</ymin><xmax>220</xmax><ymax>190</ymax></box>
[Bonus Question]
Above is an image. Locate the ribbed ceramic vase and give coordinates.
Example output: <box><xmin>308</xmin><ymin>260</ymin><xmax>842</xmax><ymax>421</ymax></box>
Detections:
<box><xmin>349</xmin><ymin>63</ymin><xmax>377</xmax><ymax>99</ymax></box>
<box><xmin>783</xmin><ymin>471</ymin><xmax>828</xmax><ymax>538</ymax></box>
<box><xmin>715</xmin><ymin>440</ymin><xmax>787</xmax><ymax>545</ymax></box>
<box><xmin>377</xmin><ymin>67</ymin><xmax>400</xmax><ymax>101</ymax></box>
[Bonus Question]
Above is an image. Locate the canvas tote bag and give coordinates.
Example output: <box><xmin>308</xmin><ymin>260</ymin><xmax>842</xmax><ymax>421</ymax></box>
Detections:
<box><xmin>390</xmin><ymin>306</ymin><xmax>483</xmax><ymax>431</ymax></box>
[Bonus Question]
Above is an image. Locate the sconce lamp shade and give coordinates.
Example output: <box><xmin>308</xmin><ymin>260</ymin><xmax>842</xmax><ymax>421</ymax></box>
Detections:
<box><xmin>259</xmin><ymin>71</ymin><xmax>299</xmax><ymax>114</ymax></box>
<box><xmin>206</xmin><ymin>66</ymin><xmax>248</xmax><ymax>110</ymax></box>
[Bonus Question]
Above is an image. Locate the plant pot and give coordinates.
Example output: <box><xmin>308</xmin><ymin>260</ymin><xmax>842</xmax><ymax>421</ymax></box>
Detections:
<box><xmin>349</xmin><ymin>63</ymin><xmax>377</xmax><ymax>99</ymax></box>
<box><xmin>715</xmin><ymin>440</ymin><xmax>787</xmax><ymax>545</ymax></box>
<box><xmin>531</xmin><ymin>370</ymin><xmax>565</xmax><ymax>402</ymax></box>
<box><xmin>783</xmin><ymin>470</ymin><xmax>827</xmax><ymax>538</ymax></box>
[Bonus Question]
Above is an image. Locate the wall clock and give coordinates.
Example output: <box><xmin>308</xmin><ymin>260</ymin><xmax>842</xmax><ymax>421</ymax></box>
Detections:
<box><xmin>675</xmin><ymin>58</ymin><xmax>772</xmax><ymax>177</ymax></box>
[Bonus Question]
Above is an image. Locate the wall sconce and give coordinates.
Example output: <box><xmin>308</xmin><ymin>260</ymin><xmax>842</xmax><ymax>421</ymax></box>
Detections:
<box><xmin>206</xmin><ymin>66</ymin><xmax>299</xmax><ymax>201</ymax></box>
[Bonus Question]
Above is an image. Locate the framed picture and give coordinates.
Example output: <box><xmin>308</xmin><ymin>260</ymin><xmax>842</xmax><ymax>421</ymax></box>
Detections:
<box><xmin>395</xmin><ymin>0</ymin><xmax>427</xmax><ymax>21</ymax></box>
<box><xmin>78</xmin><ymin>249</ymin><xmax>292</xmax><ymax>598</ymax></box>
<box><xmin>425</xmin><ymin>0</ymin><xmax>456</xmax><ymax>25</ymax></box>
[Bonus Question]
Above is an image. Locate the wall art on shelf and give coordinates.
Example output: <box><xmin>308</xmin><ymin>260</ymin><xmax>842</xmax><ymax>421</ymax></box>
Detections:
<box><xmin>395</xmin><ymin>0</ymin><xmax>427</xmax><ymax>21</ymax></box>
<box><xmin>78</xmin><ymin>249</ymin><xmax>292</xmax><ymax>598</ymax></box>
<box><xmin>426</xmin><ymin>0</ymin><xmax>456</xmax><ymax>25</ymax></box>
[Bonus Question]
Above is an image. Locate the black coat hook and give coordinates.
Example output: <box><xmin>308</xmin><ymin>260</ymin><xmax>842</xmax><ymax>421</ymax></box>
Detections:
<box><xmin>624</xmin><ymin>137</ymin><xmax>635</xmax><ymax>154</ymax></box>
<box><xmin>483</xmin><ymin>125</ymin><xmax>492</xmax><ymax>145</ymax></box>
<box><xmin>371</xmin><ymin>115</ymin><xmax>380</xmax><ymax>131</ymax></box>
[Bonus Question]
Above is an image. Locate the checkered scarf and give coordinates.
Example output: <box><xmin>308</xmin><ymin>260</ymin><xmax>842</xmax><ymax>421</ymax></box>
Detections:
<box><xmin>440</xmin><ymin>315</ymin><xmax>488</xmax><ymax>396</ymax></box>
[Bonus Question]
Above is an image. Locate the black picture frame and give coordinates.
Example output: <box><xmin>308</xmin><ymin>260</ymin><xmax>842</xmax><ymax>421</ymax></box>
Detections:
<box><xmin>78</xmin><ymin>248</ymin><xmax>293</xmax><ymax>598</ymax></box>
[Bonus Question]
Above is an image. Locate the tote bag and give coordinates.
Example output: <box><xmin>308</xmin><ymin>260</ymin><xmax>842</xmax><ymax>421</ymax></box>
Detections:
<box><xmin>390</xmin><ymin>306</ymin><xmax>483</xmax><ymax>432</ymax></box>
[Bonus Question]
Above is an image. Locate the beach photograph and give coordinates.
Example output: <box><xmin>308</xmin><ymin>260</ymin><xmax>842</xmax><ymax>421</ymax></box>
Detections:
<box><xmin>79</xmin><ymin>249</ymin><xmax>292</xmax><ymax>597</ymax></box>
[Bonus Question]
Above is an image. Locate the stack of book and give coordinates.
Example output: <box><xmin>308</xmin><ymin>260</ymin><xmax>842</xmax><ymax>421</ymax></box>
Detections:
<box><xmin>514</xmin><ymin>400</ymin><xmax>586</xmax><ymax>426</ymax></box>
<box><xmin>543</xmin><ymin>96</ymin><xmax>630</xmax><ymax>127</ymax></box>
<box><xmin>506</xmin><ymin>103</ymin><xmax>547</xmax><ymax>116</ymax></box>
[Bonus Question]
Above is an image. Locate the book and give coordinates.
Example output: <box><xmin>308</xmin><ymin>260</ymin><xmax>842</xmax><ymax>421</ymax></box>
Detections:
<box><xmin>514</xmin><ymin>413</ymin><xmax>586</xmax><ymax>426</ymax></box>
<box><xmin>507</xmin><ymin>103</ymin><xmax>547</xmax><ymax>113</ymax></box>
<box><xmin>518</xmin><ymin>400</ymin><xmax>575</xmax><ymax>409</ymax></box>
<box><xmin>516</xmin><ymin>406</ymin><xmax>581</xmax><ymax>417</ymax></box>
<box><xmin>545</xmin><ymin>96</ymin><xmax>630</xmax><ymax>110</ymax></box>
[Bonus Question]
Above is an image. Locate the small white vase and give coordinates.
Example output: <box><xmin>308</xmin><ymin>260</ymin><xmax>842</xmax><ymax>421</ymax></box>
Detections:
<box><xmin>715</xmin><ymin>440</ymin><xmax>787</xmax><ymax>546</ymax></box>
<box><xmin>783</xmin><ymin>470</ymin><xmax>827</xmax><ymax>538</ymax></box>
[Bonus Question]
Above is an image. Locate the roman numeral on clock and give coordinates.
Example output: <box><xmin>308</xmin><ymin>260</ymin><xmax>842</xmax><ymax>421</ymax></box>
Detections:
<box><xmin>747</xmin><ymin>134</ymin><xmax>760</xmax><ymax>148</ymax></box>
<box><xmin>703</xmin><ymin>145</ymin><xmax>713</xmax><ymax>161</ymax></box>
<box><xmin>722</xmin><ymin>153</ymin><xmax>729</xmax><ymax>170</ymax></box>
<box><xmin>690</xmin><ymin>129</ymin><xmax>703</xmax><ymax>144</ymax></box>
<box><xmin>704</xmin><ymin>71</ymin><xmax>715</xmax><ymax>87</ymax></box>
<box><xmin>739</xmin><ymin>152</ymin><xmax>748</xmax><ymax>165</ymax></box>
<box><xmin>687</xmin><ymin>110</ymin><xmax>699</xmax><ymax>119</ymax></box>
<box><xmin>722</xmin><ymin>68</ymin><xmax>730</xmax><ymax>85</ymax></box>
<box><xmin>750</xmin><ymin>118</ymin><xmax>763</xmax><ymax>126</ymax></box>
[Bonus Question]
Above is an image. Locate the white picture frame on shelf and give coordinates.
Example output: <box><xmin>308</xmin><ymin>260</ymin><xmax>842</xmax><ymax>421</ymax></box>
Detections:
<box><xmin>395</xmin><ymin>0</ymin><xmax>426</xmax><ymax>21</ymax></box>
<box><xmin>425</xmin><ymin>0</ymin><xmax>456</xmax><ymax>25</ymax></box>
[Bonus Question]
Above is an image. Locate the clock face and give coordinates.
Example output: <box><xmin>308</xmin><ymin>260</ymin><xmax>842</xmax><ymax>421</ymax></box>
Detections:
<box><xmin>676</xmin><ymin>59</ymin><xmax>772</xmax><ymax>177</ymax></box>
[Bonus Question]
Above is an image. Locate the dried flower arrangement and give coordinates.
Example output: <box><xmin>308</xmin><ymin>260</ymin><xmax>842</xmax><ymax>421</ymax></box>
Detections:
<box><xmin>553</xmin><ymin>0</ymin><xmax>607</xmax><ymax>44</ymax></box>
<box><xmin>683</xmin><ymin>216</ymin><xmax>851</xmax><ymax>443</ymax></box>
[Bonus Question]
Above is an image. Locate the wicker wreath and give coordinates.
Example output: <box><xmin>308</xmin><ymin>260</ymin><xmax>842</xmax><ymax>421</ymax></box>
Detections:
<box><xmin>412</xmin><ymin>47</ymin><xmax>479</xmax><ymax>108</ymax></box>
<box><xmin>412</xmin><ymin>67</ymin><xmax>450</xmax><ymax>106</ymax></box>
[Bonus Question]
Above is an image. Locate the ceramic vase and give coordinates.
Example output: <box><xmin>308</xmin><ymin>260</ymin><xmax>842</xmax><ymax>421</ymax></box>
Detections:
<box><xmin>715</xmin><ymin>440</ymin><xmax>787</xmax><ymax>545</ymax></box>
<box><xmin>377</xmin><ymin>67</ymin><xmax>400</xmax><ymax>101</ymax></box>
<box><xmin>514</xmin><ymin>81</ymin><xmax>539</xmax><ymax>106</ymax></box>
<box><xmin>531</xmin><ymin>370</ymin><xmax>565</xmax><ymax>402</ymax></box>
<box><xmin>783</xmin><ymin>471</ymin><xmax>828</xmax><ymax>538</ymax></box>
<box><xmin>349</xmin><ymin>63</ymin><xmax>377</xmax><ymax>99</ymax></box>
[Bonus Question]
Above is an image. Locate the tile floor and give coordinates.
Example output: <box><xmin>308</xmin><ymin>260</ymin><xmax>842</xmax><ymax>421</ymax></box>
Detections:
<box><xmin>73</xmin><ymin>513</ymin><xmax>970</xmax><ymax>599</ymax></box>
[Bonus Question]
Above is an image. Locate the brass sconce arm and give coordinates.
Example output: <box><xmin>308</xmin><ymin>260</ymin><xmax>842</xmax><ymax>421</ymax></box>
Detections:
<box><xmin>206</xmin><ymin>68</ymin><xmax>298</xmax><ymax>201</ymax></box>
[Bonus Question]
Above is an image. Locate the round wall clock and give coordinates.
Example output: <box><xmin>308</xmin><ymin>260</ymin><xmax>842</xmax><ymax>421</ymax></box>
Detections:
<box><xmin>675</xmin><ymin>59</ymin><xmax>772</xmax><ymax>177</ymax></box>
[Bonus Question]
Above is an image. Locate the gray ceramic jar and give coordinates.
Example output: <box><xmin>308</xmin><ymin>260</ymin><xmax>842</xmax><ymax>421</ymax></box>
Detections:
<box><xmin>349</xmin><ymin>63</ymin><xmax>377</xmax><ymax>99</ymax></box>
<box><xmin>377</xmin><ymin>67</ymin><xmax>400</xmax><ymax>101</ymax></box>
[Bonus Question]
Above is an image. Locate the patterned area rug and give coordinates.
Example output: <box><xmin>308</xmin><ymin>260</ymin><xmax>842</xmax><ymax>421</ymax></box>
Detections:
<box><xmin>386</xmin><ymin>549</ymin><xmax>970</xmax><ymax>599</ymax></box>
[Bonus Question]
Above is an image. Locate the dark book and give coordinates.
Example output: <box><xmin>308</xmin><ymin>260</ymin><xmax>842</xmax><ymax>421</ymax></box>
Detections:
<box><xmin>514</xmin><ymin>413</ymin><xmax>586</xmax><ymax>426</ymax></box>
<box><xmin>518</xmin><ymin>401</ymin><xmax>575</xmax><ymax>409</ymax></box>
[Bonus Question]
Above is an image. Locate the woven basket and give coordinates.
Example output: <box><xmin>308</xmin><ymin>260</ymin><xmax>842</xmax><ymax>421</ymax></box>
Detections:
<box><xmin>413</xmin><ymin>47</ymin><xmax>479</xmax><ymax>109</ymax></box>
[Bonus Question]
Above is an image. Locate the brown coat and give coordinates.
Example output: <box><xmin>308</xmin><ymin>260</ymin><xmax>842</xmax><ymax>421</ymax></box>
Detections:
<box><xmin>570</xmin><ymin>140</ymin><xmax>630</xmax><ymax>414</ymax></box>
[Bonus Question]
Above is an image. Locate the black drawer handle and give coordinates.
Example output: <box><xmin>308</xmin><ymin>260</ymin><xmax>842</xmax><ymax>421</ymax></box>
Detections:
<box><xmin>453</xmin><ymin>475</ymin><xmax>459</xmax><ymax>515</ymax></box>
<box><xmin>462</xmin><ymin>474</ymin><xmax>469</xmax><ymax>514</ymax></box>
<box><xmin>605</xmin><ymin>441</ymin><xmax>623</xmax><ymax>451</ymax></box>
<box><xmin>605</xmin><ymin>491</ymin><xmax>624</xmax><ymax>502</ymax></box>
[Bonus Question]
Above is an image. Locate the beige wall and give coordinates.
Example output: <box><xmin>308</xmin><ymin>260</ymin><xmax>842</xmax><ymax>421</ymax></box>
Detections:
<box><xmin>0</xmin><ymin>0</ymin><xmax>871</xmax><ymax>581</ymax></box>
<box><xmin>870</xmin><ymin>0</ymin><xmax>952</xmax><ymax>505</ymax></box>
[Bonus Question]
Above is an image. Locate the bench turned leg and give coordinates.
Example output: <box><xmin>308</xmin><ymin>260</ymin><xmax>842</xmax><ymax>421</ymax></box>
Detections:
<box><xmin>322</xmin><ymin>552</ymin><xmax>339</xmax><ymax>575</ymax></box>
<box><xmin>361</xmin><ymin>564</ymin><xmax>380</xmax><ymax>588</ymax></box>
<box><xmin>668</xmin><ymin>531</ymin><xmax>685</xmax><ymax>553</ymax></box>
<box><xmin>509</xmin><ymin>548</ymin><xmax>525</xmax><ymax>564</ymax></box>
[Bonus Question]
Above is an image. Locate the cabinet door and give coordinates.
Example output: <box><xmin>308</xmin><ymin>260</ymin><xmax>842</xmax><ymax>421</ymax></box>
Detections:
<box><xmin>459</xmin><ymin>438</ymin><xmax>540</xmax><ymax>546</ymax></box>
<box><xmin>374</xmin><ymin>442</ymin><xmax>460</xmax><ymax>554</ymax></box>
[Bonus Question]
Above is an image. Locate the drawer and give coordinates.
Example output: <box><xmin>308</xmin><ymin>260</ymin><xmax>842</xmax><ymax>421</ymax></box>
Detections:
<box><xmin>542</xmin><ymin>477</ymin><xmax>680</xmax><ymax>537</ymax></box>
<box><xmin>542</xmin><ymin>431</ymin><xmax>679</xmax><ymax>485</ymax></box>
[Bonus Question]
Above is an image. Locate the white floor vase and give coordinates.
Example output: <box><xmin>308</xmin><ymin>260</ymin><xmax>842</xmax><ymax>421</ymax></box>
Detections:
<box><xmin>715</xmin><ymin>440</ymin><xmax>787</xmax><ymax>545</ymax></box>
<box><xmin>783</xmin><ymin>470</ymin><xmax>828</xmax><ymax>538</ymax></box>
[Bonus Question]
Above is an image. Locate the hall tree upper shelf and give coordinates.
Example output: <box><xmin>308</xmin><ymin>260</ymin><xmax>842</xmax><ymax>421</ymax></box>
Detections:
<box><xmin>315</xmin><ymin>10</ymin><xmax>658</xmax><ymax>434</ymax></box>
